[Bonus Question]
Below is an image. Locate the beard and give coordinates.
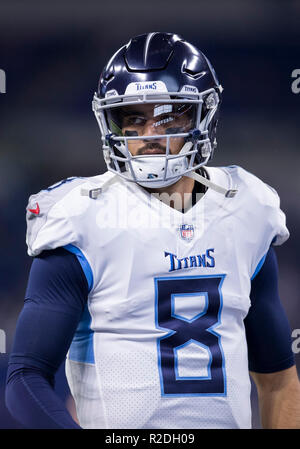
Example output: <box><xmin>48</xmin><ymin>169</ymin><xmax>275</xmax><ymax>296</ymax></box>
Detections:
<box><xmin>136</xmin><ymin>142</ymin><xmax>166</xmax><ymax>155</ymax></box>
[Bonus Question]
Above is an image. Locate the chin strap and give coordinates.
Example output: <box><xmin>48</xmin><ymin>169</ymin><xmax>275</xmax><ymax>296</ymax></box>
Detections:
<box><xmin>185</xmin><ymin>170</ymin><xmax>238</xmax><ymax>198</ymax></box>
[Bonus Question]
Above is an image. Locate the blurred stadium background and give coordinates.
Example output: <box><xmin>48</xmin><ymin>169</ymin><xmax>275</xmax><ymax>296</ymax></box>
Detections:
<box><xmin>0</xmin><ymin>0</ymin><xmax>299</xmax><ymax>429</ymax></box>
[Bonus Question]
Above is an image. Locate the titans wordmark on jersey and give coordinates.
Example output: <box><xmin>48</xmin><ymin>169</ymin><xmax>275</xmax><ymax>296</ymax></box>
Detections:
<box><xmin>26</xmin><ymin>165</ymin><xmax>289</xmax><ymax>429</ymax></box>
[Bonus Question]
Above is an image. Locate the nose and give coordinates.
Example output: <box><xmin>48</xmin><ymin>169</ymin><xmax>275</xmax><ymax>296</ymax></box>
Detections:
<box><xmin>142</xmin><ymin>119</ymin><xmax>159</xmax><ymax>137</ymax></box>
<box><xmin>142</xmin><ymin>120</ymin><xmax>162</xmax><ymax>142</ymax></box>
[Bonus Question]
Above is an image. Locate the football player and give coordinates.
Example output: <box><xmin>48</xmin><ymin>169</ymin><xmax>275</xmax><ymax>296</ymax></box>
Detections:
<box><xmin>5</xmin><ymin>32</ymin><xmax>300</xmax><ymax>429</ymax></box>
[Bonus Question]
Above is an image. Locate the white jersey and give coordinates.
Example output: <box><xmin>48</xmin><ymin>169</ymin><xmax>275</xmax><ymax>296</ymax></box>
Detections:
<box><xmin>26</xmin><ymin>166</ymin><xmax>289</xmax><ymax>429</ymax></box>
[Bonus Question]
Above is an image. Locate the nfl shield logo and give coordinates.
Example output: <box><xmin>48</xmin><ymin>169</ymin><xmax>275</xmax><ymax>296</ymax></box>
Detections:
<box><xmin>179</xmin><ymin>224</ymin><xmax>194</xmax><ymax>240</ymax></box>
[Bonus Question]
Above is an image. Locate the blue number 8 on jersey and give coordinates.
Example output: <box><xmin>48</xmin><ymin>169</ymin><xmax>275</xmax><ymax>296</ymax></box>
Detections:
<box><xmin>155</xmin><ymin>275</ymin><xmax>226</xmax><ymax>396</ymax></box>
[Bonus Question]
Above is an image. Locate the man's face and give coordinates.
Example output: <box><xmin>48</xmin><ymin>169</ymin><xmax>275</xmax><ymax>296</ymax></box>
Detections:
<box><xmin>119</xmin><ymin>103</ymin><xmax>194</xmax><ymax>157</ymax></box>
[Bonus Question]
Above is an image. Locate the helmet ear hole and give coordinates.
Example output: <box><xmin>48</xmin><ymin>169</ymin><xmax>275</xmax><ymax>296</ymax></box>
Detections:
<box><xmin>200</xmin><ymin>142</ymin><xmax>211</xmax><ymax>158</ymax></box>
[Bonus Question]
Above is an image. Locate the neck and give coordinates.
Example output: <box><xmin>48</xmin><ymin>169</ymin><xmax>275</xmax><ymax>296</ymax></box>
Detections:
<box><xmin>143</xmin><ymin>175</ymin><xmax>196</xmax><ymax>211</ymax></box>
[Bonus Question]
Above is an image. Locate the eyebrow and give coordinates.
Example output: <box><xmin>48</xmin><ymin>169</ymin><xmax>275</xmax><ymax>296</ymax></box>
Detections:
<box><xmin>122</xmin><ymin>109</ymin><xmax>146</xmax><ymax>117</ymax></box>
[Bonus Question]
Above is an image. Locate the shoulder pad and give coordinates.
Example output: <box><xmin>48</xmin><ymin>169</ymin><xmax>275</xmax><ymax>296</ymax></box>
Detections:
<box><xmin>26</xmin><ymin>177</ymin><xmax>86</xmax><ymax>256</ymax></box>
<box><xmin>225</xmin><ymin>165</ymin><xmax>289</xmax><ymax>246</ymax></box>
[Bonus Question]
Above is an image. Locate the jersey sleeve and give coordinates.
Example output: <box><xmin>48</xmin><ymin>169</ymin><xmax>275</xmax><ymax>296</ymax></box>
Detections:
<box><xmin>26</xmin><ymin>178</ymin><xmax>85</xmax><ymax>257</ymax></box>
<box><xmin>252</xmin><ymin>183</ymin><xmax>289</xmax><ymax>279</ymax></box>
<box><xmin>226</xmin><ymin>166</ymin><xmax>290</xmax><ymax>279</ymax></box>
<box><xmin>264</xmin><ymin>183</ymin><xmax>289</xmax><ymax>247</ymax></box>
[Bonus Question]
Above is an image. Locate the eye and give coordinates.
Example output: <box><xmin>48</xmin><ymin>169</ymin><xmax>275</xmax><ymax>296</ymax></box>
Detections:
<box><xmin>123</xmin><ymin>116</ymin><xmax>146</xmax><ymax>127</ymax></box>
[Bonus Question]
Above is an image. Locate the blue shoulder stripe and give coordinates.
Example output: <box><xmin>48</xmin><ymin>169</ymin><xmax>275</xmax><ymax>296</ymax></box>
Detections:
<box><xmin>251</xmin><ymin>252</ymin><xmax>267</xmax><ymax>281</ymax></box>
<box><xmin>64</xmin><ymin>244</ymin><xmax>95</xmax><ymax>364</ymax></box>
<box><xmin>64</xmin><ymin>244</ymin><xmax>94</xmax><ymax>292</ymax></box>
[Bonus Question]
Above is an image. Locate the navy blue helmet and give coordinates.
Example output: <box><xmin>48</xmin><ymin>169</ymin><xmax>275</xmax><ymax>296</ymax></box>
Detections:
<box><xmin>93</xmin><ymin>32</ymin><xmax>223</xmax><ymax>189</ymax></box>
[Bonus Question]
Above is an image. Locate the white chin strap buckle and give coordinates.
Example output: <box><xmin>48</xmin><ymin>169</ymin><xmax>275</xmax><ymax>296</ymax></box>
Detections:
<box><xmin>225</xmin><ymin>189</ymin><xmax>238</xmax><ymax>198</ymax></box>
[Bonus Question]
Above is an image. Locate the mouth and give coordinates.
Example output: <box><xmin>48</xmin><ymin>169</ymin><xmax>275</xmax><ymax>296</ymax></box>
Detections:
<box><xmin>139</xmin><ymin>148</ymin><xmax>166</xmax><ymax>155</ymax></box>
<box><xmin>137</xmin><ymin>143</ymin><xmax>166</xmax><ymax>155</ymax></box>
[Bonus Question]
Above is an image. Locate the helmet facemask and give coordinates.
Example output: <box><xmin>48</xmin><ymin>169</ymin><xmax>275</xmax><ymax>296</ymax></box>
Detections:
<box><xmin>93</xmin><ymin>88</ymin><xmax>220</xmax><ymax>189</ymax></box>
